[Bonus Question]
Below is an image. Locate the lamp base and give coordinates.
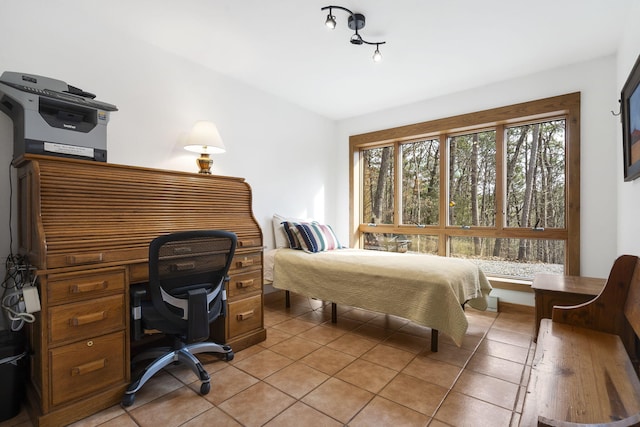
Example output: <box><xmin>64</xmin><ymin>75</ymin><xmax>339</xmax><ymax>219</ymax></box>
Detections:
<box><xmin>196</xmin><ymin>153</ymin><xmax>213</xmax><ymax>174</ymax></box>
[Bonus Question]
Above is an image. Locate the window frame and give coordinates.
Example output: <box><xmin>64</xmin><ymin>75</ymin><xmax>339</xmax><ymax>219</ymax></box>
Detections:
<box><xmin>349</xmin><ymin>93</ymin><xmax>581</xmax><ymax>279</ymax></box>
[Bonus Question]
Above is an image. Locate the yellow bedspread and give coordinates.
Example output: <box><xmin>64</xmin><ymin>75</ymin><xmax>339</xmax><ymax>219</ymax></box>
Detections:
<box><xmin>273</xmin><ymin>248</ymin><xmax>492</xmax><ymax>346</ymax></box>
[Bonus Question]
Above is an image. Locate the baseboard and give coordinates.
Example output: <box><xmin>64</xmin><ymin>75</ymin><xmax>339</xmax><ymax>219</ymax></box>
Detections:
<box><xmin>499</xmin><ymin>301</ymin><xmax>534</xmax><ymax>315</ymax></box>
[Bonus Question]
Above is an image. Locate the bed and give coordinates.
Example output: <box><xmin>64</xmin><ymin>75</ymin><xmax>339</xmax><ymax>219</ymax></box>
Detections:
<box><xmin>264</xmin><ymin>242</ymin><xmax>492</xmax><ymax>351</ymax></box>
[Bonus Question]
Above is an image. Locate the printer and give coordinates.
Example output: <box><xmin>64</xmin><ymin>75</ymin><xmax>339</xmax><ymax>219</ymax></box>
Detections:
<box><xmin>0</xmin><ymin>71</ymin><xmax>117</xmax><ymax>162</ymax></box>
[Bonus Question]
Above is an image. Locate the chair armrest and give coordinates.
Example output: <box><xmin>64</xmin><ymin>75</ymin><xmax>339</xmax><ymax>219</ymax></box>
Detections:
<box><xmin>221</xmin><ymin>275</ymin><xmax>230</xmax><ymax>318</ymax></box>
<box><xmin>187</xmin><ymin>288</ymin><xmax>208</xmax><ymax>342</ymax></box>
<box><xmin>130</xmin><ymin>285</ymin><xmax>148</xmax><ymax>341</ymax></box>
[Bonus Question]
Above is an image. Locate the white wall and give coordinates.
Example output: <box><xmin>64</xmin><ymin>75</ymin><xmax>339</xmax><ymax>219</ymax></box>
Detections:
<box><xmin>335</xmin><ymin>56</ymin><xmax>621</xmax><ymax>305</ymax></box>
<box><xmin>0</xmin><ymin>2</ymin><xmax>337</xmax><ymax>318</ymax></box>
<box><xmin>617</xmin><ymin>2</ymin><xmax>640</xmax><ymax>256</ymax></box>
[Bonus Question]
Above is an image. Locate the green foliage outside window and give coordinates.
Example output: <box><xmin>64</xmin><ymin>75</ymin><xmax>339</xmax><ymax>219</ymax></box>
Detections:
<box><xmin>359</xmin><ymin>118</ymin><xmax>568</xmax><ymax>278</ymax></box>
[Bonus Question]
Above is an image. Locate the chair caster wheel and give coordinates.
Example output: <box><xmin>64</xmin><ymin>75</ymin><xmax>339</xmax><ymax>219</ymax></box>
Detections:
<box><xmin>225</xmin><ymin>351</ymin><xmax>234</xmax><ymax>361</ymax></box>
<box><xmin>121</xmin><ymin>393</ymin><xmax>135</xmax><ymax>407</ymax></box>
<box><xmin>200</xmin><ymin>382</ymin><xmax>211</xmax><ymax>395</ymax></box>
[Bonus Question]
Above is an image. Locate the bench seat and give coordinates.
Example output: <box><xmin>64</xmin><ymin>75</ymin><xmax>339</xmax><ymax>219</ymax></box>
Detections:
<box><xmin>521</xmin><ymin>319</ymin><xmax>640</xmax><ymax>425</ymax></box>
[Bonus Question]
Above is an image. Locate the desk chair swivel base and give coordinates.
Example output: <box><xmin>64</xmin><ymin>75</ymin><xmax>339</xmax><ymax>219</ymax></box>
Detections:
<box><xmin>122</xmin><ymin>338</ymin><xmax>234</xmax><ymax>407</ymax></box>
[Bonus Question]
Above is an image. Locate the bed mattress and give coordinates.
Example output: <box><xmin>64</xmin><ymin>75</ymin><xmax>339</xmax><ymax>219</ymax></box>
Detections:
<box><xmin>271</xmin><ymin>248</ymin><xmax>492</xmax><ymax>346</ymax></box>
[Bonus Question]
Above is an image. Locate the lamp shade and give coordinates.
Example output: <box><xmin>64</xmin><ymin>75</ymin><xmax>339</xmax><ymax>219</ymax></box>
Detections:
<box><xmin>183</xmin><ymin>121</ymin><xmax>226</xmax><ymax>154</ymax></box>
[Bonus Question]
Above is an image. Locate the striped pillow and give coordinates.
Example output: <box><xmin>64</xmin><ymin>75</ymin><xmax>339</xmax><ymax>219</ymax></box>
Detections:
<box><xmin>292</xmin><ymin>222</ymin><xmax>341</xmax><ymax>253</ymax></box>
<box><xmin>282</xmin><ymin>221</ymin><xmax>302</xmax><ymax>249</ymax></box>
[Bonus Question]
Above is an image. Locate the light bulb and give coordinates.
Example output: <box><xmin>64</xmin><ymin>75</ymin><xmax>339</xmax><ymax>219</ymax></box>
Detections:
<box><xmin>373</xmin><ymin>47</ymin><xmax>382</xmax><ymax>62</ymax></box>
<box><xmin>325</xmin><ymin>14</ymin><xmax>336</xmax><ymax>29</ymax></box>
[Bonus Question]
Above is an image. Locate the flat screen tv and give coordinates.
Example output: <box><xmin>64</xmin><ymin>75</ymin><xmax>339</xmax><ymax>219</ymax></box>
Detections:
<box><xmin>621</xmin><ymin>54</ymin><xmax>640</xmax><ymax>181</ymax></box>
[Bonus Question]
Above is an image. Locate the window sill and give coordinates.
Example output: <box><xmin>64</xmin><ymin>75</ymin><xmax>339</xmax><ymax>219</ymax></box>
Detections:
<box><xmin>488</xmin><ymin>276</ymin><xmax>533</xmax><ymax>293</ymax></box>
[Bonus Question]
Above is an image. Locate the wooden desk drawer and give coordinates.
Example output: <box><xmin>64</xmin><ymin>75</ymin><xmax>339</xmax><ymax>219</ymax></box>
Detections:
<box><xmin>49</xmin><ymin>294</ymin><xmax>125</xmax><ymax>345</ymax></box>
<box><xmin>228</xmin><ymin>270</ymin><xmax>262</xmax><ymax>298</ymax></box>
<box><xmin>232</xmin><ymin>252</ymin><xmax>262</xmax><ymax>271</ymax></box>
<box><xmin>50</xmin><ymin>331</ymin><xmax>126</xmax><ymax>406</ymax></box>
<box><xmin>129</xmin><ymin>262</ymin><xmax>149</xmax><ymax>284</ymax></box>
<box><xmin>159</xmin><ymin>237</ymin><xmax>233</xmax><ymax>257</ymax></box>
<box><xmin>47</xmin><ymin>267</ymin><xmax>126</xmax><ymax>305</ymax></box>
<box><xmin>237</xmin><ymin>238</ymin><xmax>260</xmax><ymax>249</ymax></box>
<box><xmin>228</xmin><ymin>294</ymin><xmax>262</xmax><ymax>338</ymax></box>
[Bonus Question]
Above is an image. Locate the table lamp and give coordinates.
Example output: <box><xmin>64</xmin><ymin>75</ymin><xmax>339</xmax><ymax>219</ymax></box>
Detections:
<box><xmin>183</xmin><ymin>121</ymin><xmax>226</xmax><ymax>174</ymax></box>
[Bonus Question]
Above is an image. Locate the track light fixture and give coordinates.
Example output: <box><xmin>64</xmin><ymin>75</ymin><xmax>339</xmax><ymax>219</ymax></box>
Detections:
<box><xmin>321</xmin><ymin>5</ymin><xmax>386</xmax><ymax>62</ymax></box>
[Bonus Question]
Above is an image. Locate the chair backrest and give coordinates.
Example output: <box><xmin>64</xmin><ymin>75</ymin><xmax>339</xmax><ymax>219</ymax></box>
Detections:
<box><xmin>148</xmin><ymin>230</ymin><xmax>237</xmax><ymax>342</ymax></box>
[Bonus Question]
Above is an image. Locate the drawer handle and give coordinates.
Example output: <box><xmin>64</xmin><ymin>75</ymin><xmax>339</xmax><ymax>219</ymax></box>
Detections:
<box><xmin>236</xmin><ymin>310</ymin><xmax>255</xmax><ymax>321</ymax></box>
<box><xmin>238</xmin><ymin>240</ymin><xmax>256</xmax><ymax>247</ymax></box>
<box><xmin>237</xmin><ymin>258</ymin><xmax>254</xmax><ymax>268</ymax></box>
<box><xmin>70</xmin><ymin>281</ymin><xmax>108</xmax><ymax>294</ymax></box>
<box><xmin>236</xmin><ymin>279</ymin><xmax>254</xmax><ymax>289</ymax></box>
<box><xmin>70</xmin><ymin>311</ymin><xmax>107</xmax><ymax>327</ymax></box>
<box><xmin>66</xmin><ymin>253</ymin><xmax>104</xmax><ymax>265</ymax></box>
<box><xmin>171</xmin><ymin>262</ymin><xmax>196</xmax><ymax>271</ymax></box>
<box><xmin>173</xmin><ymin>246</ymin><xmax>192</xmax><ymax>255</ymax></box>
<box><xmin>71</xmin><ymin>358</ymin><xmax>106</xmax><ymax>376</ymax></box>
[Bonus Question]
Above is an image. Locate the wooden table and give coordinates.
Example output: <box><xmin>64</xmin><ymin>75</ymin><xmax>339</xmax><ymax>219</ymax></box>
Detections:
<box><xmin>531</xmin><ymin>274</ymin><xmax>606</xmax><ymax>339</ymax></box>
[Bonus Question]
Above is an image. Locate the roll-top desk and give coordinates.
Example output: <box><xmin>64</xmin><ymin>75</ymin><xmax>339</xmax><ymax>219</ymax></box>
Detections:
<box><xmin>15</xmin><ymin>155</ymin><xmax>265</xmax><ymax>427</ymax></box>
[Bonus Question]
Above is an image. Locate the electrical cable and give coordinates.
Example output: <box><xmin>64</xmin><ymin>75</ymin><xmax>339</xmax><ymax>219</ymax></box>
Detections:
<box><xmin>6</xmin><ymin>159</ymin><xmax>13</xmax><ymax>258</ymax></box>
<box><xmin>1</xmin><ymin>160</ymin><xmax>37</xmax><ymax>331</ymax></box>
<box><xmin>2</xmin><ymin>292</ymin><xmax>35</xmax><ymax>329</ymax></box>
<box><xmin>1</xmin><ymin>255</ymin><xmax>37</xmax><ymax>331</ymax></box>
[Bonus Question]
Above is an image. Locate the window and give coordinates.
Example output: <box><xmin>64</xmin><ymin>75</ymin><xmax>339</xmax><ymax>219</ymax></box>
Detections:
<box><xmin>448</xmin><ymin>130</ymin><xmax>496</xmax><ymax>227</ymax></box>
<box><xmin>402</xmin><ymin>138</ymin><xmax>440</xmax><ymax>226</ymax></box>
<box><xmin>349</xmin><ymin>93</ymin><xmax>580</xmax><ymax>282</ymax></box>
<box><xmin>362</xmin><ymin>146</ymin><xmax>395</xmax><ymax>224</ymax></box>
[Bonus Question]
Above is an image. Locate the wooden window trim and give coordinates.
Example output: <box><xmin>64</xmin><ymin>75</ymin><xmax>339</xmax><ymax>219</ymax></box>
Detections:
<box><xmin>349</xmin><ymin>92</ymin><xmax>581</xmax><ymax>276</ymax></box>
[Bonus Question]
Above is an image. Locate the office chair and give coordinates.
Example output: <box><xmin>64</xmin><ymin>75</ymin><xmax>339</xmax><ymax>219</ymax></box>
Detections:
<box><xmin>121</xmin><ymin>230</ymin><xmax>237</xmax><ymax>407</ymax></box>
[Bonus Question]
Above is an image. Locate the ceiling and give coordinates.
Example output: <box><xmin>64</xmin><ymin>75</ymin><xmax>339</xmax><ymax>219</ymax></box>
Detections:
<box><xmin>98</xmin><ymin>0</ymin><xmax>633</xmax><ymax>120</ymax></box>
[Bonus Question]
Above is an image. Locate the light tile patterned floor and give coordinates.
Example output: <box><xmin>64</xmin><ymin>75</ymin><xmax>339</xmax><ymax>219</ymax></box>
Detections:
<box><xmin>1</xmin><ymin>291</ymin><xmax>536</xmax><ymax>427</ymax></box>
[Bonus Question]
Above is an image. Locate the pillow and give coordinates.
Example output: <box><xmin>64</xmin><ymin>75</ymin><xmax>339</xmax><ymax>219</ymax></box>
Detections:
<box><xmin>282</xmin><ymin>220</ymin><xmax>303</xmax><ymax>249</ymax></box>
<box><xmin>272</xmin><ymin>214</ymin><xmax>290</xmax><ymax>248</ymax></box>
<box><xmin>290</xmin><ymin>221</ymin><xmax>341</xmax><ymax>253</ymax></box>
<box><xmin>272</xmin><ymin>214</ymin><xmax>308</xmax><ymax>248</ymax></box>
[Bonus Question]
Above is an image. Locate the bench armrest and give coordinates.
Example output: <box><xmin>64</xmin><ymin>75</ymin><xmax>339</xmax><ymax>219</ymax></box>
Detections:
<box><xmin>552</xmin><ymin>255</ymin><xmax>638</xmax><ymax>336</ymax></box>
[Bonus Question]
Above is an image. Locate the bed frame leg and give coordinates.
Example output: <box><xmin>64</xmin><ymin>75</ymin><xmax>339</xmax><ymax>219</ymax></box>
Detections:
<box><xmin>331</xmin><ymin>303</ymin><xmax>337</xmax><ymax>323</ymax></box>
<box><xmin>285</xmin><ymin>290</ymin><xmax>290</xmax><ymax>308</ymax></box>
<box><xmin>431</xmin><ymin>329</ymin><xmax>439</xmax><ymax>352</ymax></box>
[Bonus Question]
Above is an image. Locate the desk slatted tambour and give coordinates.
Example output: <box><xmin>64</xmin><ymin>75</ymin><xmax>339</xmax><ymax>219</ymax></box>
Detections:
<box><xmin>15</xmin><ymin>154</ymin><xmax>265</xmax><ymax>427</ymax></box>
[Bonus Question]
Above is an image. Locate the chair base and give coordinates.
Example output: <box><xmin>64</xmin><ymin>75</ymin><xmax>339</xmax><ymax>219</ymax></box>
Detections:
<box><xmin>121</xmin><ymin>340</ymin><xmax>233</xmax><ymax>407</ymax></box>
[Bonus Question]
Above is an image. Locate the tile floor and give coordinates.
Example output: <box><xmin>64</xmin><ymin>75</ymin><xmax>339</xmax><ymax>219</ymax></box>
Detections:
<box><xmin>1</xmin><ymin>290</ymin><xmax>536</xmax><ymax>427</ymax></box>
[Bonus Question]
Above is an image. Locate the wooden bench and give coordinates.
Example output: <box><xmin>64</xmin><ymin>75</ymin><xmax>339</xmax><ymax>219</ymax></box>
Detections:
<box><xmin>537</xmin><ymin>413</ymin><xmax>640</xmax><ymax>427</ymax></box>
<box><xmin>521</xmin><ymin>255</ymin><xmax>640</xmax><ymax>426</ymax></box>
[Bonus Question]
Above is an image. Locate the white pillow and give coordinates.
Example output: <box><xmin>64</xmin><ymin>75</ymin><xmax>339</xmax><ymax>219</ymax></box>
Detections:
<box><xmin>272</xmin><ymin>214</ymin><xmax>309</xmax><ymax>248</ymax></box>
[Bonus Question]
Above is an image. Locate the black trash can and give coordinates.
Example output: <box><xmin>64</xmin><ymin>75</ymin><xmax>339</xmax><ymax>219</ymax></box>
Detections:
<box><xmin>0</xmin><ymin>330</ymin><xmax>27</xmax><ymax>422</ymax></box>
